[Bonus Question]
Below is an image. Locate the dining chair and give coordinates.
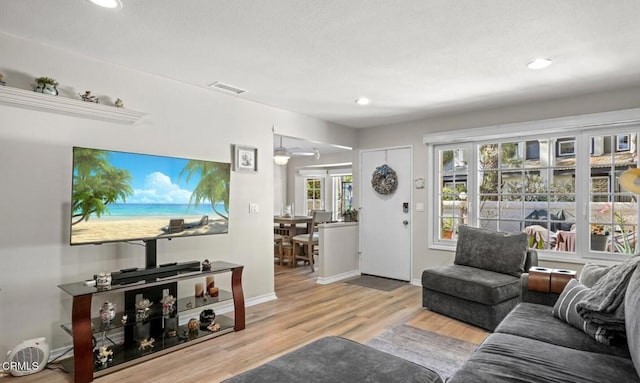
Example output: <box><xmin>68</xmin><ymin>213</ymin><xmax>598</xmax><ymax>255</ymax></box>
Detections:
<box><xmin>274</xmin><ymin>234</ymin><xmax>294</xmax><ymax>266</ymax></box>
<box><xmin>291</xmin><ymin>211</ymin><xmax>333</xmax><ymax>272</ymax></box>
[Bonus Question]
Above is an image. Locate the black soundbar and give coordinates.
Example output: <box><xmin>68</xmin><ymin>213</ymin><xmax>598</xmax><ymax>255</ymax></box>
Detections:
<box><xmin>110</xmin><ymin>260</ymin><xmax>201</xmax><ymax>284</ymax></box>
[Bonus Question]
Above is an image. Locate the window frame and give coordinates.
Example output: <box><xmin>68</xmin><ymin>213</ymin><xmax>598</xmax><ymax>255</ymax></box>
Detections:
<box><xmin>557</xmin><ymin>139</ymin><xmax>576</xmax><ymax>156</ymax></box>
<box><xmin>424</xmin><ymin>109</ymin><xmax>640</xmax><ymax>263</ymax></box>
<box><xmin>617</xmin><ymin>134</ymin><xmax>630</xmax><ymax>151</ymax></box>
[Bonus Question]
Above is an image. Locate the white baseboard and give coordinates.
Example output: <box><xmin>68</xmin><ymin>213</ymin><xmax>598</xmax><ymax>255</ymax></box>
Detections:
<box><xmin>48</xmin><ymin>292</ymin><xmax>279</xmax><ymax>362</ymax></box>
<box><xmin>410</xmin><ymin>278</ymin><xmax>422</xmax><ymax>287</ymax></box>
<box><xmin>316</xmin><ymin>270</ymin><xmax>360</xmax><ymax>285</ymax></box>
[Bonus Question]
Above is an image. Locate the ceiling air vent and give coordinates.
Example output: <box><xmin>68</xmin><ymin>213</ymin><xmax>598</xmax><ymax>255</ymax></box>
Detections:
<box><xmin>208</xmin><ymin>81</ymin><xmax>246</xmax><ymax>95</ymax></box>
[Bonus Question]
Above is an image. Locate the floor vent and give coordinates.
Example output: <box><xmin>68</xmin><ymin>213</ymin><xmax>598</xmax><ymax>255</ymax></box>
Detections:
<box><xmin>208</xmin><ymin>81</ymin><xmax>246</xmax><ymax>95</ymax></box>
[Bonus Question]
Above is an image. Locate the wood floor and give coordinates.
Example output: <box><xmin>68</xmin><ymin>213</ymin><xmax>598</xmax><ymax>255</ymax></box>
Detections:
<box><xmin>11</xmin><ymin>265</ymin><xmax>488</xmax><ymax>383</ymax></box>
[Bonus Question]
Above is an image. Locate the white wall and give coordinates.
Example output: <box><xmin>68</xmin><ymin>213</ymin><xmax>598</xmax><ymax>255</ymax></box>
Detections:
<box><xmin>273</xmin><ymin>163</ymin><xmax>286</xmax><ymax>215</ymax></box>
<box><xmin>356</xmin><ymin>85</ymin><xmax>640</xmax><ymax>283</ymax></box>
<box><xmin>0</xmin><ymin>32</ymin><xmax>355</xmax><ymax>356</ymax></box>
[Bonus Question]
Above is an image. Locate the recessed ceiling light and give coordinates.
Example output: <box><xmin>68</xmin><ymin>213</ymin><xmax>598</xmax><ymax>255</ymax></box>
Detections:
<box><xmin>88</xmin><ymin>0</ymin><xmax>122</xmax><ymax>9</ymax></box>
<box><xmin>527</xmin><ymin>58</ymin><xmax>552</xmax><ymax>70</ymax></box>
<box><xmin>355</xmin><ymin>97</ymin><xmax>371</xmax><ymax>106</ymax></box>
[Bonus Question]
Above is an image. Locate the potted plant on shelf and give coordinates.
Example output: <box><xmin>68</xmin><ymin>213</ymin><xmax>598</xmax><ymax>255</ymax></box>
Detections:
<box><xmin>34</xmin><ymin>76</ymin><xmax>59</xmax><ymax>95</ymax></box>
<box><xmin>342</xmin><ymin>208</ymin><xmax>358</xmax><ymax>222</ymax></box>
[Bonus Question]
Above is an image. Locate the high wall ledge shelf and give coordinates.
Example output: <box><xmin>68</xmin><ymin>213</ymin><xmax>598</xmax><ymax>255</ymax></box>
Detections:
<box><xmin>0</xmin><ymin>86</ymin><xmax>147</xmax><ymax>124</ymax></box>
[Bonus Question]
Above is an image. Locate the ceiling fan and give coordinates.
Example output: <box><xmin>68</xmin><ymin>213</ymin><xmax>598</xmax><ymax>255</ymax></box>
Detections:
<box><xmin>274</xmin><ymin>137</ymin><xmax>320</xmax><ymax>165</ymax></box>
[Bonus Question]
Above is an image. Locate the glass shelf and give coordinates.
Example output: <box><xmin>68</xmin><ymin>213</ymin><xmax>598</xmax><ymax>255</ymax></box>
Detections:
<box><xmin>61</xmin><ymin>290</ymin><xmax>233</xmax><ymax>336</ymax></box>
<box><xmin>61</xmin><ymin>315</ymin><xmax>234</xmax><ymax>375</ymax></box>
<box><xmin>59</xmin><ymin>261</ymin><xmax>242</xmax><ymax>297</ymax></box>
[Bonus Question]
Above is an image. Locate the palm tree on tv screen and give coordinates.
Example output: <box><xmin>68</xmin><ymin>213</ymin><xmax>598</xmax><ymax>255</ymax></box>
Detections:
<box><xmin>72</xmin><ymin>148</ymin><xmax>133</xmax><ymax>225</ymax></box>
<box><xmin>180</xmin><ymin>160</ymin><xmax>230</xmax><ymax>221</ymax></box>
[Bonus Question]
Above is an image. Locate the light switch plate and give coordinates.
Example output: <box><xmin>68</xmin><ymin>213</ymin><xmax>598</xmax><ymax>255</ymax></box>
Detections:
<box><xmin>415</xmin><ymin>203</ymin><xmax>424</xmax><ymax>212</ymax></box>
<box><xmin>249</xmin><ymin>203</ymin><xmax>259</xmax><ymax>214</ymax></box>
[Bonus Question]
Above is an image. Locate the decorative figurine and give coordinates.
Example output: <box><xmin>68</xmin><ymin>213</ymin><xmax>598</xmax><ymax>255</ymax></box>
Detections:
<box><xmin>95</xmin><ymin>272</ymin><xmax>112</xmax><ymax>289</ymax></box>
<box><xmin>201</xmin><ymin>259</ymin><xmax>211</xmax><ymax>271</ymax></box>
<box><xmin>34</xmin><ymin>77</ymin><xmax>58</xmax><ymax>95</ymax></box>
<box><xmin>187</xmin><ymin>318</ymin><xmax>199</xmax><ymax>332</ymax></box>
<box><xmin>121</xmin><ymin>314</ymin><xmax>128</xmax><ymax>326</ymax></box>
<box><xmin>94</xmin><ymin>346</ymin><xmax>113</xmax><ymax>366</ymax></box>
<box><xmin>161</xmin><ymin>294</ymin><xmax>176</xmax><ymax>315</ymax></box>
<box><xmin>207</xmin><ymin>322</ymin><xmax>221</xmax><ymax>332</ymax></box>
<box><xmin>99</xmin><ymin>301</ymin><xmax>116</xmax><ymax>325</ymax></box>
<box><xmin>114</xmin><ymin>98</ymin><xmax>124</xmax><ymax>108</ymax></box>
<box><xmin>138</xmin><ymin>338</ymin><xmax>155</xmax><ymax>350</ymax></box>
<box><xmin>0</xmin><ymin>72</ymin><xmax>5</xmax><ymax>86</ymax></box>
<box><xmin>135</xmin><ymin>298</ymin><xmax>153</xmax><ymax>322</ymax></box>
<box><xmin>161</xmin><ymin>294</ymin><xmax>178</xmax><ymax>337</ymax></box>
<box><xmin>199</xmin><ymin>309</ymin><xmax>216</xmax><ymax>329</ymax></box>
<box><xmin>79</xmin><ymin>91</ymin><xmax>99</xmax><ymax>103</ymax></box>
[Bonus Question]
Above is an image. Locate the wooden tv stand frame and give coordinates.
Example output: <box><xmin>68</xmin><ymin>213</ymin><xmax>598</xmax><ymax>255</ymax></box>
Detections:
<box><xmin>58</xmin><ymin>261</ymin><xmax>245</xmax><ymax>383</ymax></box>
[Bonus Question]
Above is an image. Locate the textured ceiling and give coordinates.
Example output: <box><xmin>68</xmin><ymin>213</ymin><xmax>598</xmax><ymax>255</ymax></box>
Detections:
<box><xmin>2</xmin><ymin>0</ymin><xmax>640</xmax><ymax>128</ymax></box>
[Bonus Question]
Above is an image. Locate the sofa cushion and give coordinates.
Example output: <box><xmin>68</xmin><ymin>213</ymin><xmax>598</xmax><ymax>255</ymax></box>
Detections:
<box><xmin>495</xmin><ymin>303</ymin><xmax>629</xmax><ymax>358</ymax></box>
<box><xmin>423</xmin><ymin>286</ymin><xmax>519</xmax><ymax>331</ymax></box>
<box><xmin>448</xmin><ymin>333</ymin><xmax>640</xmax><ymax>383</ymax></box>
<box><xmin>454</xmin><ymin>226</ymin><xmax>527</xmax><ymax>277</ymax></box>
<box><xmin>422</xmin><ymin>265</ymin><xmax>520</xmax><ymax>305</ymax></box>
<box><xmin>625</xmin><ymin>267</ymin><xmax>640</xmax><ymax>378</ymax></box>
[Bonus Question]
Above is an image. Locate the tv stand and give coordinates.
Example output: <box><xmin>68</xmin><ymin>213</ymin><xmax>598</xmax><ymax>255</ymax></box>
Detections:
<box><xmin>58</xmin><ymin>261</ymin><xmax>245</xmax><ymax>383</ymax></box>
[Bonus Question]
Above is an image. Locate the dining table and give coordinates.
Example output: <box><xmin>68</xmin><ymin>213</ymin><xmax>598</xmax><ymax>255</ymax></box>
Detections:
<box><xmin>274</xmin><ymin>215</ymin><xmax>312</xmax><ymax>239</ymax></box>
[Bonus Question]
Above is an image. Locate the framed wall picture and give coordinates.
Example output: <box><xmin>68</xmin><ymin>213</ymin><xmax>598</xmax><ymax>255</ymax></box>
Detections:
<box><xmin>233</xmin><ymin>145</ymin><xmax>258</xmax><ymax>172</ymax></box>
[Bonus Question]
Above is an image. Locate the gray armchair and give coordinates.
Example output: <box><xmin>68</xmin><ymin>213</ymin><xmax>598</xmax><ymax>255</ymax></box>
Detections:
<box><xmin>422</xmin><ymin>226</ymin><xmax>538</xmax><ymax>331</ymax></box>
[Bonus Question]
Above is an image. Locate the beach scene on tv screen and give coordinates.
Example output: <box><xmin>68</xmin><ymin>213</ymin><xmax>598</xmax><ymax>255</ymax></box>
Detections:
<box><xmin>71</xmin><ymin>148</ymin><xmax>230</xmax><ymax>245</ymax></box>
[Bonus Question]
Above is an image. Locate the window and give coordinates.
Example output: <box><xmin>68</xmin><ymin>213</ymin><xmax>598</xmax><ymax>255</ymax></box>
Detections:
<box><xmin>332</xmin><ymin>175</ymin><xmax>353</xmax><ymax>221</ymax></box>
<box><xmin>476</xmin><ymin>139</ymin><xmax>576</xmax><ymax>248</ymax></box>
<box><xmin>436</xmin><ymin>147</ymin><xmax>468</xmax><ymax>240</ymax></box>
<box><xmin>617</xmin><ymin>135</ymin><xmax>631</xmax><ymax>151</ymax></box>
<box><xmin>589</xmin><ymin>133</ymin><xmax>638</xmax><ymax>254</ymax></box>
<box><xmin>430</xmin><ymin>127</ymin><xmax>639</xmax><ymax>261</ymax></box>
<box><xmin>557</xmin><ymin>139</ymin><xmax>576</xmax><ymax>156</ymax></box>
<box><xmin>305</xmin><ymin>177</ymin><xmax>323</xmax><ymax>213</ymax></box>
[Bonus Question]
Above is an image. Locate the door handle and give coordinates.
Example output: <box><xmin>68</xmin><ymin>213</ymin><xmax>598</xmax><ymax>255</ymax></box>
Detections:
<box><xmin>403</xmin><ymin>220</ymin><xmax>409</xmax><ymax>225</ymax></box>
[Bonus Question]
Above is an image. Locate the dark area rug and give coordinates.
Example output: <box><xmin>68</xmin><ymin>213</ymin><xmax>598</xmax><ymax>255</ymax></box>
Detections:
<box><xmin>365</xmin><ymin>325</ymin><xmax>478</xmax><ymax>379</ymax></box>
<box><xmin>344</xmin><ymin>274</ymin><xmax>408</xmax><ymax>291</ymax></box>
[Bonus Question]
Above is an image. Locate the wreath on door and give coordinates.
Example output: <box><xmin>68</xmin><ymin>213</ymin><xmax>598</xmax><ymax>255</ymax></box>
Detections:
<box><xmin>371</xmin><ymin>164</ymin><xmax>398</xmax><ymax>195</ymax></box>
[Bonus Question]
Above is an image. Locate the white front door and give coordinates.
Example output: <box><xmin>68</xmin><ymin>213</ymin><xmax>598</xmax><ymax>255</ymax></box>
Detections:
<box><xmin>360</xmin><ymin>147</ymin><xmax>412</xmax><ymax>281</ymax></box>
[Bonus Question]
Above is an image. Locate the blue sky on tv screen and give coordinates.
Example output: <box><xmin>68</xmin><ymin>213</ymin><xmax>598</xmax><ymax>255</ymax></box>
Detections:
<box><xmin>107</xmin><ymin>151</ymin><xmax>200</xmax><ymax>205</ymax></box>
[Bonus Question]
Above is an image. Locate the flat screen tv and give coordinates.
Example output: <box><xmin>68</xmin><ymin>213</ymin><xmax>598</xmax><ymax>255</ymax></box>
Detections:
<box><xmin>70</xmin><ymin>147</ymin><xmax>230</xmax><ymax>246</ymax></box>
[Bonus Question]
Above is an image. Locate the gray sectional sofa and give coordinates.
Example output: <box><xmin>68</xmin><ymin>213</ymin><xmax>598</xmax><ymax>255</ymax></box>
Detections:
<box><xmin>225</xmin><ymin>221</ymin><xmax>640</xmax><ymax>382</ymax></box>
<box><xmin>447</xmin><ymin>266</ymin><xmax>640</xmax><ymax>383</ymax></box>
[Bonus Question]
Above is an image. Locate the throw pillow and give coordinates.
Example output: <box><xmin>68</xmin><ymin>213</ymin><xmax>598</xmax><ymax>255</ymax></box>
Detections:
<box><xmin>454</xmin><ymin>226</ymin><xmax>527</xmax><ymax>277</ymax></box>
<box><xmin>552</xmin><ymin>279</ymin><xmax>615</xmax><ymax>345</ymax></box>
<box><xmin>579</xmin><ymin>263</ymin><xmax>615</xmax><ymax>288</ymax></box>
